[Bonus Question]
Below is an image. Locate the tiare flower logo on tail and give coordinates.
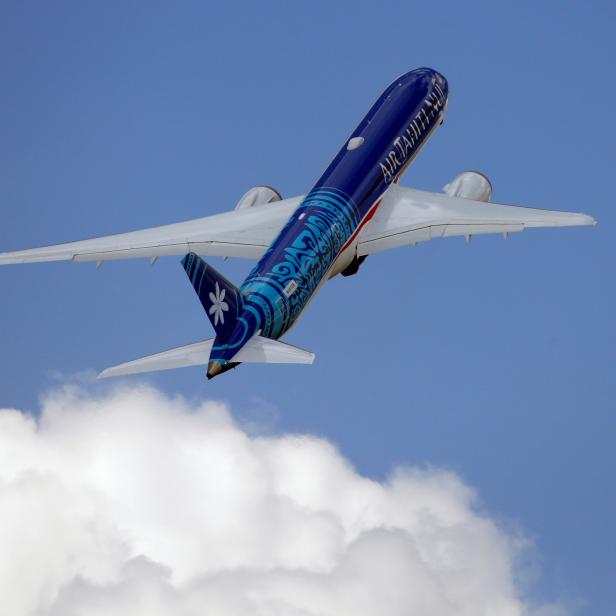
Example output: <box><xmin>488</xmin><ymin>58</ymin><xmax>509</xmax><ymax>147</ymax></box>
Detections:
<box><xmin>208</xmin><ymin>282</ymin><xmax>229</xmax><ymax>326</ymax></box>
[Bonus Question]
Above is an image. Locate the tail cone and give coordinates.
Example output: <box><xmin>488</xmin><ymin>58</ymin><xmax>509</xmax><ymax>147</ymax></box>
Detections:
<box><xmin>207</xmin><ymin>361</ymin><xmax>224</xmax><ymax>380</ymax></box>
<box><xmin>206</xmin><ymin>361</ymin><xmax>240</xmax><ymax>380</ymax></box>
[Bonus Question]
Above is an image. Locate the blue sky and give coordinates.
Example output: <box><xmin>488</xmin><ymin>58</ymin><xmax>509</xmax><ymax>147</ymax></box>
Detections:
<box><xmin>0</xmin><ymin>1</ymin><xmax>614</xmax><ymax>612</ymax></box>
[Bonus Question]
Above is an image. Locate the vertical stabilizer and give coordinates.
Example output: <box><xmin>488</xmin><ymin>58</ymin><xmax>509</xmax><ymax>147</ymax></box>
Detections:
<box><xmin>181</xmin><ymin>253</ymin><xmax>243</xmax><ymax>338</ymax></box>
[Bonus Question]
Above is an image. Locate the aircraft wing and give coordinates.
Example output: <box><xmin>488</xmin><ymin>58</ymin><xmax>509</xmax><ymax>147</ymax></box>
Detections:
<box><xmin>0</xmin><ymin>196</ymin><xmax>303</xmax><ymax>265</ymax></box>
<box><xmin>98</xmin><ymin>335</ymin><xmax>315</xmax><ymax>378</ymax></box>
<box><xmin>358</xmin><ymin>184</ymin><xmax>596</xmax><ymax>256</ymax></box>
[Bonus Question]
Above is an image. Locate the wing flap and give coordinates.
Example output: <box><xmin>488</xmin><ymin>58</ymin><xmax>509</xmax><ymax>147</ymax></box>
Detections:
<box><xmin>98</xmin><ymin>335</ymin><xmax>314</xmax><ymax>379</ymax></box>
<box><xmin>70</xmin><ymin>240</ymin><xmax>266</xmax><ymax>262</ymax></box>
<box><xmin>358</xmin><ymin>185</ymin><xmax>596</xmax><ymax>256</ymax></box>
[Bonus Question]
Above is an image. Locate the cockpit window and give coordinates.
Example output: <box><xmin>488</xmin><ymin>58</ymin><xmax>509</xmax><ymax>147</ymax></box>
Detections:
<box><xmin>347</xmin><ymin>136</ymin><xmax>364</xmax><ymax>151</ymax></box>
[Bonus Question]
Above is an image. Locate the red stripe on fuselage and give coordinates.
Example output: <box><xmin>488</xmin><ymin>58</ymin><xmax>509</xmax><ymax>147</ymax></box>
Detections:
<box><xmin>338</xmin><ymin>172</ymin><xmax>403</xmax><ymax>254</ymax></box>
<box><xmin>339</xmin><ymin>196</ymin><xmax>383</xmax><ymax>253</ymax></box>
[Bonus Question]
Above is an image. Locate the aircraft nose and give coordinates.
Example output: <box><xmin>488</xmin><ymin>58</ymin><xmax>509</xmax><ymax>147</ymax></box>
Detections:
<box><xmin>398</xmin><ymin>68</ymin><xmax>448</xmax><ymax>104</ymax></box>
<box><xmin>436</xmin><ymin>70</ymin><xmax>448</xmax><ymax>87</ymax></box>
<box><xmin>431</xmin><ymin>70</ymin><xmax>448</xmax><ymax>98</ymax></box>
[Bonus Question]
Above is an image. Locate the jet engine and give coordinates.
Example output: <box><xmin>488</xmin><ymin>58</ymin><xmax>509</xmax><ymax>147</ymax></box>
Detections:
<box><xmin>442</xmin><ymin>171</ymin><xmax>492</xmax><ymax>202</ymax></box>
<box><xmin>234</xmin><ymin>185</ymin><xmax>283</xmax><ymax>210</ymax></box>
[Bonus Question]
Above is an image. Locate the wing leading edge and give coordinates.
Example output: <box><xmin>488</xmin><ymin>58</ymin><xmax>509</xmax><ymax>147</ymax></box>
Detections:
<box><xmin>358</xmin><ymin>184</ymin><xmax>596</xmax><ymax>255</ymax></box>
<box><xmin>0</xmin><ymin>196</ymin><xmax>303</xmax><ymax>265</ymax></box>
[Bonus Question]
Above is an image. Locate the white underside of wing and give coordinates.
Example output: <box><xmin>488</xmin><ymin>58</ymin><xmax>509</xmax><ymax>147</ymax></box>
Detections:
<box><xmin>0</xmin><ymin>196</ymin><xmax>304</xmax><ymax>265</ymax></box>
<box><xmin>1</xmin><ymin>184</ymin><xmax>596</xmax><ymax>265</ymax></box>
<box><xmin>98</xmin><ymin>335</ymin><xmax>315</xmax><ymax>379</ymax></box>
<box><xmin>358</xmin><ymin>185</ymin><xmax>596</xmax><ymax>256</ymax></box>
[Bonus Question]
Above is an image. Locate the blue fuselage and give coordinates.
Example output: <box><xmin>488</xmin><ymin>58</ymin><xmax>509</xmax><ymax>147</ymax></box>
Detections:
<box><xmin>210</xmin><ymin>68</ymin><xmax>449</xmax><ymax>365</ymax></box>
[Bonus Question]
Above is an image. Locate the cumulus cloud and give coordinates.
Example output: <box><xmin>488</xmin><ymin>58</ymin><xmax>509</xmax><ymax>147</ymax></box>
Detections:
<box><xmin>0</xmin><ymin>383</ymin><xmax>554</xmax><ymax>615</ymax></box>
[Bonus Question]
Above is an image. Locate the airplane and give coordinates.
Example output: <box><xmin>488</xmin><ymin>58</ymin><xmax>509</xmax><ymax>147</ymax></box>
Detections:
<box><xmin>0</xmin><ymin>67</ymin><xmax>596</xmax><ymax>379</ymax></box>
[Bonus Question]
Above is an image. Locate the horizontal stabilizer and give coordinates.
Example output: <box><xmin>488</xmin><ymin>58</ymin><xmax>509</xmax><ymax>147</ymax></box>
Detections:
<box><xmin>98</xmin><ymin>335</ymin><xmax>314</xmax><ymax>379</ymax></box>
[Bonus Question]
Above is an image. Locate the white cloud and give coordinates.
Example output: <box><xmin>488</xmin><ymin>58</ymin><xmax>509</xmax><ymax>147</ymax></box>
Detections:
<box><xmin>0</xmin><ymin>383</ymin><xmax>557</xmax><ymax>615</ymax></box>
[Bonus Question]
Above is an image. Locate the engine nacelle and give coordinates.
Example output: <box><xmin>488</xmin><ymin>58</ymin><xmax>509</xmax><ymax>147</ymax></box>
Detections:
<box><xmin>442</xmin><ymin>171</ymin><xmax>492</xmax><ymax>202</ymax></box>
<box><xmin>234</xmin><ymin>185</ymin><xmax>282</xmax><ymax>210</ymax></box>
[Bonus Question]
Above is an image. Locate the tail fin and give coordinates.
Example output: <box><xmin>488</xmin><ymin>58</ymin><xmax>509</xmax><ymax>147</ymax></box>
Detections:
<box><xmin>181</xmin><ymin>253</ymin><xmax>243</xmax><ymax>337</ymax></box>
